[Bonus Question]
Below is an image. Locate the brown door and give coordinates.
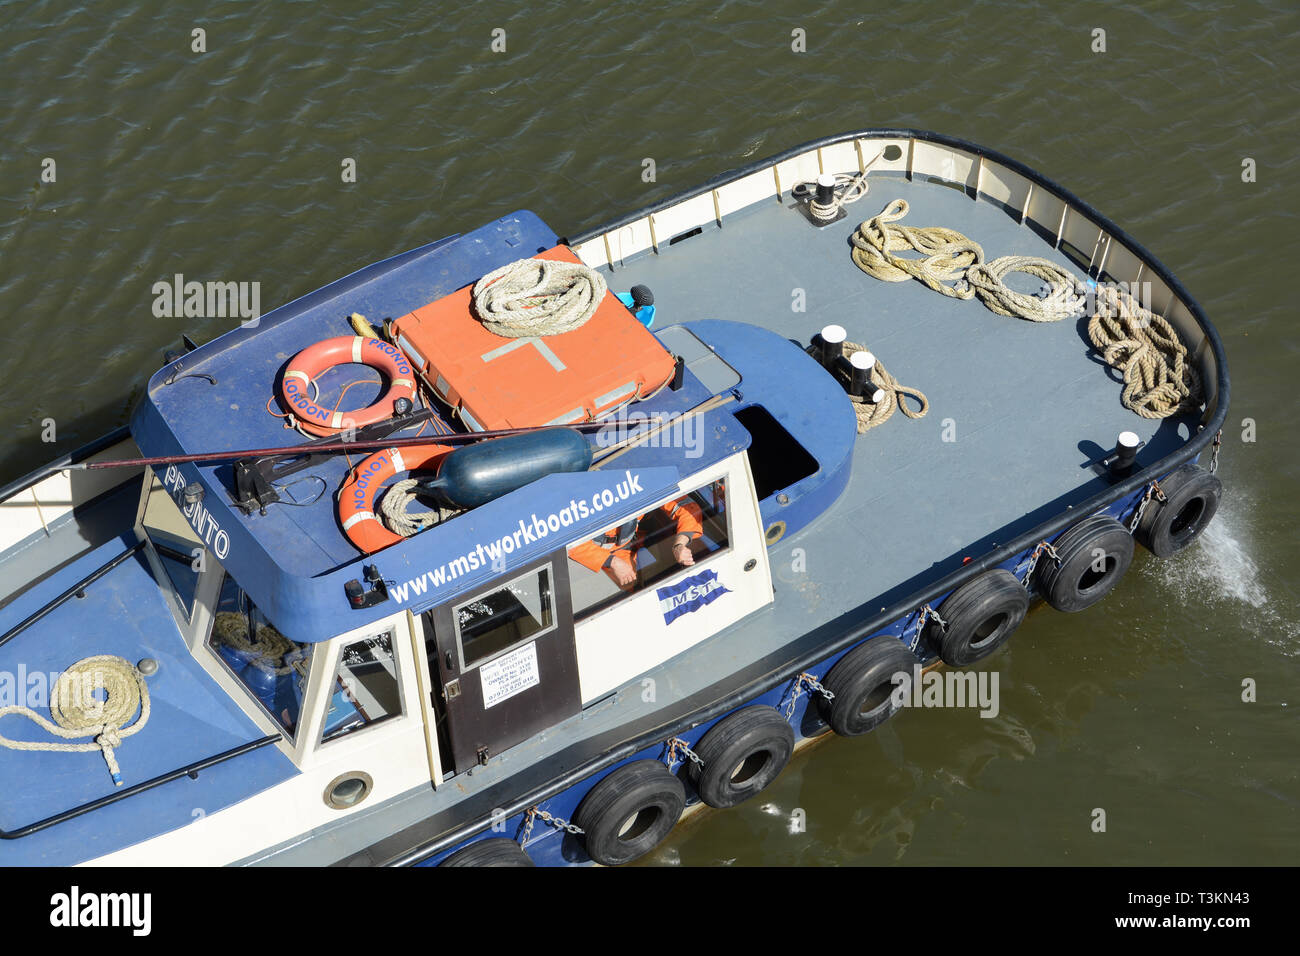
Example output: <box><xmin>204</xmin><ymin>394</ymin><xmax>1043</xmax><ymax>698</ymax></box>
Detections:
<box><xmin>426</xmin><ymin>552</ymin><xmax>581</xmax><ymax>773</ymax></box>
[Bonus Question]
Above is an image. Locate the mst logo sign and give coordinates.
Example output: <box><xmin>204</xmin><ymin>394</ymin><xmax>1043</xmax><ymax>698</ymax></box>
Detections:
<box><xmin>657</xmin><ymin>568</ymin><xmax>730</xmax><ymax>625</ymax></box>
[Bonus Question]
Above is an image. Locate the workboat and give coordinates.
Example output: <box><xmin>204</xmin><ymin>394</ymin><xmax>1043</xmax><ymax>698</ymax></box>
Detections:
<box><xmin>0</xmin><ymin>129</ymin><xmax>1228</xmax><ymax>866</ymax></box>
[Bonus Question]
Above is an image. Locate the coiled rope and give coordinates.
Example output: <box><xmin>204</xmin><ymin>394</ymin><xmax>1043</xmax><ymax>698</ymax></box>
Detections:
<box><xmin>848</xmin><ymin>198</ymin><xmax>1196</xmax><ymax>417</ymax></box>
<box><xmin>965</xmin><ymin>255</ymin><xmax>1080</xmax><ymax>323</ymax></box>
<box><xmin>0</xmin><ymin>655</ymin><xmax>149</xmax><ymax>786</ymax></box>
<box><xmin>850</xmin><ymin>199</ymin><xmax>983</xmax><ymax>299</ymax></box>
<box><xmin>810</xmin><ymin>340</ymin><xmax>929</xmax><ymax>433</ymax></box>
<box><xmin>472</xmin><ymin>257</ymin><xmax>608</xmax><ymax>338</ymax></box>
<box><xmin>213</xmin><ymin>611</ymin><xmax>299</xmax><ymax>676</ymax></box>
<box><xmin>378</xmin><ymin>478</ymin><xmax>459</xmax><ymax>537</ymax></box>
<box><xmin>1087</xmin><ymin>285</ymin><xmax>1202</xmax><ymax>418</ymax></box>
<box><xmin>844</xmin><ymin>340</ymin><xmax>928</xmax><ymax>432</ymax></box>
<box><xmin>801</xmin><ymin>147</ymin><xmax>887</xmax><ymax>222</ymax></box>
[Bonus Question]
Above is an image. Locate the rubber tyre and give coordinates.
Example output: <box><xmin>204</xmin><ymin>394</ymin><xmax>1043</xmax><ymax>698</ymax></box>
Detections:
<box><xmin>574</xmin><ymin>760</ymin><xmax>685</xmax><ymax>866</ymax></box>
<box><xmin>688</xmin><ymin>707</ymin><xmax>794</xmax><ymax>809</ymax></box>
<box><xmin>439</xmin><ymin>838</ymin><xmax>534</xmax><ymax>867</ymax></box>
<box><xmin>818</xmin><ymin>636</ymin><xmax>918</xmax><ymax>736</ymax></box>
<box><xmin>928</xmin><ymin>569</ymin><xmax>1029</xmax><ymax>666</ymax></box>
<box><xmin>1036</xmin><ymin>515</ymin><xmax>1134</xmax><ymax>612</ymax></box>
<box><xmin>1135</xmin><ymin>464</ymin><xmax>1222</xmax><ymax>558</ymax></box>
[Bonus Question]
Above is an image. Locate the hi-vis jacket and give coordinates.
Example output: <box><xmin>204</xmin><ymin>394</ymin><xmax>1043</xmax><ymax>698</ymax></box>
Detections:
<box><xmin>568</xmin><ymin>498</ymin><xmax>704</xmax><ymax>573</ymax></box>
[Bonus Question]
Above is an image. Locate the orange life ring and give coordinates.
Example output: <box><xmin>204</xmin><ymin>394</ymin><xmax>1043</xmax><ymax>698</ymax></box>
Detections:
<box><xmin>280</xmin><ymin>336</ymin><xmax>418</xmax><ymax>437</ymax></box>
<box><xmin>338</xmin><ymin>443</ymin><xmax>454</xmax><ymax>553</ymax></box>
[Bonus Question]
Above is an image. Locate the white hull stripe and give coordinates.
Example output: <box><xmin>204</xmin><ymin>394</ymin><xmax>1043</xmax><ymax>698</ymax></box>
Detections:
<box><xmin>342</xmin><ymin>510</ymin><xmax>379</xmax><ymax>531</ymax></box>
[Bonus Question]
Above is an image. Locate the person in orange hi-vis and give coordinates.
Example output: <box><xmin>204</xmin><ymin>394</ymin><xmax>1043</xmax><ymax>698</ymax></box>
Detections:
<box><xmin>569</xmin><ymin>498</ymin><xmax>704</xmax><ymax>591</ymax></box>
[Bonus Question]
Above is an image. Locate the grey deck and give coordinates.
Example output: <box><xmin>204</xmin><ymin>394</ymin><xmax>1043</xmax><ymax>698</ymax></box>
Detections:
<box><xmin>252</xmin><ymin>177</ymin><xmax>1200</xmax><ymax>865</ymax></box>
<box><xmin>614</xmin><ymin>178</ymin><xmax>1192</xmax><ymax>607</ymax></box>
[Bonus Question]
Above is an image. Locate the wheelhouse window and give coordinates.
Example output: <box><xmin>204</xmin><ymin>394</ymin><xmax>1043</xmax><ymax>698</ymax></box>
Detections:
<box><xmin>452</xmin><ymin>566</ymin><xmax>555</xmax><ymax>669</ymax></box>
<box><xmin>140</xmin><ymin>474</ymin><xmax>204</xmax><ymax>621</ymax></box>
<box><xmin>566</xmin><ymin>478</ymin><xmax>730</xmax><ymax>620</ymax></box>
<box><xmin>206</xmin><ymin>575</ymin><xmax>311</xmax><ymax>740</ymax></box>
<box><xmin>321</xmin><ymin>630</ymin><xmax>402</xmax><ymax>743</ymax></box>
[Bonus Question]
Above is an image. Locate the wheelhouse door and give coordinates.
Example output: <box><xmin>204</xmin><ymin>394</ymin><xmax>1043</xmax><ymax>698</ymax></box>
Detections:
<box><xmin>426</xmin><ymin>552</ymin><xmax>580</xmax><ymax>773</ymax></box>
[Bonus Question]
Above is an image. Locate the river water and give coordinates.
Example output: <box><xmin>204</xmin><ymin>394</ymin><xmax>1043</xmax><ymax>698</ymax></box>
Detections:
<box><xmin>1</xmin><ymin>0</ymin><xmax>1296</xmax><ymax>865</ymax></box>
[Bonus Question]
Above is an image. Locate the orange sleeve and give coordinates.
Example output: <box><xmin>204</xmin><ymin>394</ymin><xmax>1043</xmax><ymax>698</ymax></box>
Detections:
<box><xmin>664</xmin><ymin>499</ymin><xmax>703</xmax><ymax>538</ymax></box>
<box><xmin>569</xmin><ymin>537</ymin><xmax>614</xmax><ymax>572</ymax></box>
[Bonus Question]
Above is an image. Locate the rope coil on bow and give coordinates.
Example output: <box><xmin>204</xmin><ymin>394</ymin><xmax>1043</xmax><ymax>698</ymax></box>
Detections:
<box><xmin>472</xmin><ymin>257</ymin><xmax>608</xmax><ymax>338</ymax></box>
<box><xmin>850</xmin><ymin>198</ymin><xmax>983</xmax><ymax>299</ymax></box>
<box><xmin>0</xmin><ymin>655</ymin><xmax>150</xmax><ymax>786</ymax></box>
<box><xmin>848</xmin><ymin>198</ymin><xmax>1197</xmax><ymax>418</ymax></box>
<box><xmin>1087</xmin><ymin>285</ymin><xmax>1202</xmax><ymax>419</ymax></box>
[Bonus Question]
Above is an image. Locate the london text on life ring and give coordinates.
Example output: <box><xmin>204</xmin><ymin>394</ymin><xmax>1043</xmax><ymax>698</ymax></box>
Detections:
<box><xmin>280</xmin><ymin>336</ymin><xmax>418</xmax><ymax>437</ymax></box>
<box><xmin>338</xmin><ymin>443</ymin><xmax>454</xmax><ymax>554</ymax></box>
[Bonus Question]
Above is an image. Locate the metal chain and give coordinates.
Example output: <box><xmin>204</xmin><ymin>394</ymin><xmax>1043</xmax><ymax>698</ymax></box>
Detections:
<box><xmin>919</xmin><ymin>603</ymin><xmax>948</xmax><ymax>633</ymax></box>
<box><xmin>783</xmin><ymin>671</ymin><xmax>836</xmax><ymax>720</ymax></box>
<box><xmin>519</xmin><ymin>806</ymin><xmax>584</xmax><ymax>847</ymax></box>
<box><xmin>1209</xmin><ymin>429</ymin><xmax>1222</xmax><ymax>474</ymax></box>
<box><xmin>663</xmin><ymin>737</ymin><xmax>706</xmax><ymax>774</ymax></box>
<box><xmin>1127</xmin><ymin>479</ymin><xmax>1167</xmax><ymax>534</ymax></box>
<box><xmin>1020</xmin><ymin>541</ymin><xmax>1061</xmax><ymax>589</ymax></box>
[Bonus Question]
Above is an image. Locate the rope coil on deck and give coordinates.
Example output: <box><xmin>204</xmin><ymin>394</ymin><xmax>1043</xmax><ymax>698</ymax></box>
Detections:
<box><xmin>0</xmin><ymin>655</ymin><xmax>149</xmax><ymax>786</ymax></box>
<box><xmin>842</xmin><ymin>340</ymin><xmax>928</xmax><ymax>433</ymax></box>
<box><xmin>848</xmin><ymin>198</ymin><xmax>1196</xmax><ymax>418</ymax></box>
<box><xmin>964</xmin><ymin>255</ymin><xmax>1081</xmax><ymax>323</ymax></box>
<box><xmin>1087</xmin><ymin>285</ymin><xmax>1202</xmax><ymax>419</ymax></box>
<box><xmin>850</xmin><ymin>199</ymin><xmax>983</xmax><ymax>299</ymax></box>
<box><xmin>472</xmin><ymin>257</ymin><xmax>607</xmax><ymax>338</ymax></box>
<box><xmin>378</xmin><ymin>478</ymin><xmax>459</xmax><ymax>537</ymax></box>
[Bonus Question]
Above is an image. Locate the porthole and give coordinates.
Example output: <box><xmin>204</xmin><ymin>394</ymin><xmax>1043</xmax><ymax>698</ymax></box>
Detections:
<box><xmin>324</xmin><ymin>771</ymin><xmax>374</xmax><ymax>810</ymax></box>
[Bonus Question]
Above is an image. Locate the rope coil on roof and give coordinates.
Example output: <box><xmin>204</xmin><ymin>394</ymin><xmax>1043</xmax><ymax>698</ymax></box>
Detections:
<box><xmin>472</xmin><ymin>257</ymin><xmax>608</xmax><ymax>338</ymax></box>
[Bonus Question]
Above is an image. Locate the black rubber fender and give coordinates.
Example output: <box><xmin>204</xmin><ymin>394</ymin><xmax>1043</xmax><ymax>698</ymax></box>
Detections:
<box><xmin>688</xmin><ymin>706</ymin><xmax>794</xmax><ymax>809</ymax></box>
<box><xmin>574</xmin><ymin>760</ymin><xmax>685</xmax><ymax>866</ymax></box>
<box><xmin>926</xmin><ymin>568</ymin><xmax>1029</xmax><ymax>666</ymax></box>
<box><xmin>439</xmin><ymin>837</ymin><xmax>534</xmax><ymax>867</ymax></box>
<box><xmin>1134</xmin><ymin>464</ymin><xmax>1222</xmax><ymax>558</ymax></box>
<box><xmin>818</xmin><ymin>635</ymin><xmax>919</xmax><ymax>736</ymax></box>
<box><xmin>1036</xmin><ymin>514</ymin><xmax>1134</xmax><ymax>612</ymax></box>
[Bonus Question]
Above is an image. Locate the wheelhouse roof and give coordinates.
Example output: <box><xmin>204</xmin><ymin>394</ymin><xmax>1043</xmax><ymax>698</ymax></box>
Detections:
<box><xmin>129</xmin><ymin>212</ymin><xmax>757</xmax><ymax>643</ymax></box>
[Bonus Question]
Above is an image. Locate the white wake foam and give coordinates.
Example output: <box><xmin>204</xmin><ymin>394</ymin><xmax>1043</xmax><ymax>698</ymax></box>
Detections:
<box><xmin>1144</xmin><ymin>489</ymin><xmax>1300</xmax><ymax>651</ymax></box>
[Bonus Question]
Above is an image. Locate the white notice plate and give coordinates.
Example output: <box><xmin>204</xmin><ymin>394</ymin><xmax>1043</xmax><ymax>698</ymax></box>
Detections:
<box><xmin>479</xmin><ymin>641</ymin><xmax>541</xmax><ymax>709</ymax></box>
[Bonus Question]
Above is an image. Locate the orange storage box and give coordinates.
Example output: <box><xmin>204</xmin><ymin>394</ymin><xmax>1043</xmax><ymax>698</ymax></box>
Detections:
<box><xmin>391</xmin><ymin>245</ymin><xmax>676</xmax><ymax>431</ymax></box>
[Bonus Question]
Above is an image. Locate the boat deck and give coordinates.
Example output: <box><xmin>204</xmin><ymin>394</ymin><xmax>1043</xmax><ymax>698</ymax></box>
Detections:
<box><xmin>612</xmin><ymin>177</ymin><xmax>1195</xmax><ymax>611</ymax></box>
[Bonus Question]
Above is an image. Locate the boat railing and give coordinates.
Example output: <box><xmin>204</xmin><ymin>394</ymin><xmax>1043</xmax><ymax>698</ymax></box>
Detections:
<box><xmin>0</xmin><ymin>734</ymin><xmax>281</xmax><ymax>841</ymax></box>
<box><xmin>0</xmin><ymin>426</ymin><xmax>142</xmax><ymax>557</ymax></box>
<box><xmin>564</xmin><ymin>128</ymin><xmax>1224</xmax><ymax>426</ymax></box>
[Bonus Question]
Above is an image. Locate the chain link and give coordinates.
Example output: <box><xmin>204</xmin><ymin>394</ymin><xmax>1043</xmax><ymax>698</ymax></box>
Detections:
<box><xmin>783</xmin><ymin>671</ymin><xmax>836</xmax><ymax>720</ymax></box>
<box><xmin>663</xmin><ymin>737</ymin><xmax>706</xmax><ymax>774</ymax></box>
<box><xmin>1020</xmin><ymin>541</ymin><xmax>1061</xmax><ymax>589</ymax></box>
<box><xmin>519</xmin><ymin>806</ymin><xmax>584</xmax><ymax>847</ymax></box>
<box><xmin>919</xmin><ymin>603</ymin><xmax>948</xmax><ymax>633</ymax></box>
<box><xmin>1127</xmin><ymin>479</ymin><xmax>1167</xmax><ymax>534</ymax></box>
<box><xmin>1209</xmin><ymin>429</ymin><xmax>1222</xmax><ymax>474</ymax></box>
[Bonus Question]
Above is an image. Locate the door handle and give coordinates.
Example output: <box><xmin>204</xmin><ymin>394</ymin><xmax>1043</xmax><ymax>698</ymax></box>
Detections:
<box><xmin>445</xmin><ymin>650</ymin><xmax>454</xmax><ymax>670</ymax></box>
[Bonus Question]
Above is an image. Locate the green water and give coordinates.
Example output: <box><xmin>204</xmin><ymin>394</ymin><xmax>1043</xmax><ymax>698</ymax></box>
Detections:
<box><xmin>1</xmin><ymin>0</ymin><xmax>1296</xmax><ymax>865</ymax></box>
